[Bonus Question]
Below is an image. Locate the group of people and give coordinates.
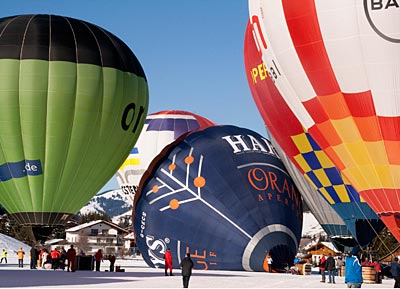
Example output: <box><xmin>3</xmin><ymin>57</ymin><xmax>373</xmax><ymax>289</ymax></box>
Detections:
<box><xmin>9</xmin><ymin>245</ymin><xmax>117</xmax><ymax>273</ymax></box>
<box><xmin>318</xmin><ymin>251</ymin><xmax>364</xmax><ymax>288</ymax></box>
<box><xmin>318</xmin><ymin>253</ymin><xmax>337</xmax><ymax>284</ymax></box>
<box><xmin>164</xmin><ymin>248</ymin><xmax>194</xmax><ymax>288</ymax></box>
<box><xmin>317</xmin><ymin>250</ymin><xmax>400</xmax><ymax>288</ymax></box>
<box><xmin>28</xmin><ymin>245</ymin><xmax>77</xmax><ymax>271</ymax></box>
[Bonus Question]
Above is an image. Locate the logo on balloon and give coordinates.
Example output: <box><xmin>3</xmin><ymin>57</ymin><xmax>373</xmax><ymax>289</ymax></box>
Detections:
<box><xmin>364</xmin><ymin>0</ymin><xmax>400</xmax><ymax>43</ymax></box>
<box><xmin>145</xmin><ymin>235</ymin><xmax>168</xmax><ymax>268</ymax></box>
<box><xmin>247</xmin><ymin>167</ymin><xmax>302</xmax><ymax>217</ymax></box>
<box><xmin>139</xmin><ymin>211</ymin><xmax>147</xmax><ymax>238</ymax></box>
<box><xmin>221</xmin><ymin>134</ymin><xmax>280</xmax><ymax>158</ymax></box>
<box><xmin>0</xmin><ymin>160</ymin><xmax>43</xmax><ymax>182</ymax></box>
<box><xmin>121</xmin><ymin>103</ymin><xmax>146</xmax><ymax>133</ymax></box>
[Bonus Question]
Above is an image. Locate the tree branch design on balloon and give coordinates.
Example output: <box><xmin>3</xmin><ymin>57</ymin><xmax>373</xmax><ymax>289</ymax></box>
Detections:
<box><xmin>144</xmin><ymin>147</ymin><xmax>252</xmax><ymax>240</ymax></box>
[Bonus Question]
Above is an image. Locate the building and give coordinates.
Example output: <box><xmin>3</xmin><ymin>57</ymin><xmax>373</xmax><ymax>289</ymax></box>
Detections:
<box><xmin>123</xmin><ymin>232</ymin><xmax>140</xmax><ymax>256</ymax></box>
<box><xmin>303</xmin><ymin>241</ymin><xmax>341</xmax><ymax>265</ymax></box>
<box><xmin>65</xmin><ymin>220</ymin><xmax>129</xmax><ymax>256</ymax></box>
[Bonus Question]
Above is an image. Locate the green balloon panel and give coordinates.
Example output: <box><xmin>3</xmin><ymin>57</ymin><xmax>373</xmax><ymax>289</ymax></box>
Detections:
<box><xmin>0</xmin><ymin>59</ymin><xmax>148</xmax><ymax>224</ymax></box>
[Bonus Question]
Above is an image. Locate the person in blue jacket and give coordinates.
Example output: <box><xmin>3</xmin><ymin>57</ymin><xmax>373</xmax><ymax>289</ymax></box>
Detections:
<box><xmin>391</xmin><ymin>257</ymin><xmax>400</xmax><ymax>288</ymax></box>
<box><xmin>345</xmin><ymin>251</ymin><xmax>363</xmax><ymax>288</ymax></box>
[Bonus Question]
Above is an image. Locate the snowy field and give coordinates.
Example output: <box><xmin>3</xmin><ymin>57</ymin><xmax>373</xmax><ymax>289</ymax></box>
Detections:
<box><xmin>0</xmin><ymin>226</ymin><xmax>392</xmax><ymax>288</ymax></box>
<box><xmin>0</xmin><ymin>256</ymin><xmax>395</xmax><ymax>288</ymax></box>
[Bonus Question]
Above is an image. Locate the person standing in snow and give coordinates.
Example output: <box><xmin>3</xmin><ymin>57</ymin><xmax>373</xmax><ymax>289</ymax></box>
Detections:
<box><xmin>0</xmin><ymin>249</ymin><xmax>7</xmax><ymax>264</ymax></box>
<box><xmin>266</xmin><ymin>252</ymin><xmax>273</xmax><ymax>273</ymax></box>
<box><xmin>345</xmin><ymin>252</ymin><xmax>363</xmax><ymax>288</ymax></box>
<box><xmin>17</xmin><ymin>247</ymin><xmax>25</xmax><ymax>268</ymax></box>
<box><xmin>164</xmin><ymin>248</ymin><xmax>173</xmax><ymax>276</ymax></box>
<box><xmin>51</xmin><ymin>248</ymin><xmax>61</xmax><ymax>270</ymax></box>
<box><xmin>180</xmin><ymin>253</ymin><xmax>194</xmax><ymax>288</ymax></box>
<box><xmin>108</xmin><ymin>254</ymin><xmax>116</xmax><ymax>272</ymax></box>
<box><xmin>94</xmin><ymin>249</ymin><xmax>103</xmax><ymax>271</ymax></box>
<box><xmin>336</xmin><ymin>256</ymin><xmax>344</xmax><ymax>276</ymax></box>
<box><xmin>319</xmin><ymin>255</ymin><xmax>326</xmax><ymax>283</ymax></box>
<box><xmin>391</xmin><ymin>257</ymin><xmax>400</xmax><ymax>288</ymax></box>
<box><xmin>325</xmin><ymin>253</ymin><xmax>336</xmax><ymax>284</ymax></box>
<box><xmin>41</xmin><ymin>249</ymin><xmax>49</xmax><ymax>268</ymax></box>
<box><xmin>66</xmin><ymin>245</ymin><xmax>76</xmax><ymax>272</ymax></box>
<box><xmin>30</xmin><ymin>246</ymin><xmax>38</xmax><ymax>269</ymax></box>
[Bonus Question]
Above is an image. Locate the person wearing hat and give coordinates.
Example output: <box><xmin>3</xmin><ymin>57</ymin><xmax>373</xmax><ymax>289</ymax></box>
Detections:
<box><xmin>345</xmin><ymin>251</ymin><xmax>363</xmax><ymax>288</ymax></box>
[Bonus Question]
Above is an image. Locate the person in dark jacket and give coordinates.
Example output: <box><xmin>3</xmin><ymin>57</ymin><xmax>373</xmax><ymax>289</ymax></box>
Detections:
<box><xmin>345</xmin><ymin>252</ymin><xmax>363</xmax><ymax>288</ymax></box>
<box><xmin>325</xmin><ymin>253</ymin><xmax>336</xmax><ymax>284</ymax></box>
<box><xmin>391</xmin><ymin>257</ymin><xmax>400</xmax><ymax>288</ymax></box>
<box><xmin>108</xmin><ymin>254</ymin><xmax>116</xmax><ymax>272</ymax></box>
<box><xmin>30</xmin><ymin>246</ymin><xmax>38</xmax><ymax>269</ymax></box>
<box><xmin>180</xmin><ymin>253</ymin><xmax>194</xmax><ymax>288</ymax></box>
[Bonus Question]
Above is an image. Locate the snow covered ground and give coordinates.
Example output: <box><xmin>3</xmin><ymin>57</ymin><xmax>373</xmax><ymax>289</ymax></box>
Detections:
<box><xmin>0</xmin><ymin>222</ymin><xmax>390</xmax><ymax>288</ymax></box>
<box><xmin>0</xmin><ymin>256</ymin><xmax>394</xmax><ymax>288</ymax></box>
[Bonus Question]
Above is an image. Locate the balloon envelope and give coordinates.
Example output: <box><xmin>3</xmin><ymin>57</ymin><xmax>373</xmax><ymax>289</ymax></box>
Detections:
<box><xmin>133</xmin><ymin>125</ymin><xmax>303</xmax><ymax>272</ymax></box>
<box><xmin>269</xmin><ymin>135</ymin><xmax>355</xmax><ymax>249</ymax></box>
<box><xmin>116</xmin><ymin>110</ymin><xmax>215</xmax><ymax>200</ymax></box>
<box><xmin>243</xmin><ymin>20</ymin><xmax>384</xmax><ymax>246</ymax></box>
<box><xmin>0</xmin><ymin>14</ymin><xmax>148</xmax><ymax>228</ymax></box>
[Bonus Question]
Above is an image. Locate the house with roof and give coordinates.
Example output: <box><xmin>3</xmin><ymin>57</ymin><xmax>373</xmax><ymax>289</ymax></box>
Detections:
<box><xmin>304</xmin><ymin>241</ymin><xmax>342</xmax><ymax>265</ymax></box>
<box><xmin>65</xmin><ymin>220</ymin><xmax>129</xmax><ymax>256</ymax></box>
<box><xmin>123</xmin><ymin>232</ymin><xmax>141</xmax><ymax>256</ymax></box>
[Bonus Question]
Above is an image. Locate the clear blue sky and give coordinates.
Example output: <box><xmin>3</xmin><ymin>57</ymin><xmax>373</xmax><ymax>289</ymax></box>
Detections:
<box><xmin>1</xmin><ymin>1</ymin><xmax>266</xmax><ymax>192</ymax></box>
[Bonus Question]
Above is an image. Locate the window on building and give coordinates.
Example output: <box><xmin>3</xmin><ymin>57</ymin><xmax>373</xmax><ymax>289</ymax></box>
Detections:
<box><xmin>90</xmin><ymin>229</ymin><xmax>99</xmax><ymax>235</ymax></box>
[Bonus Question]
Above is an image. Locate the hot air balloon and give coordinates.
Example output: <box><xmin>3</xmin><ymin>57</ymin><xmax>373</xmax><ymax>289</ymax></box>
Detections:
<box><xmin>133</xmin><ymin>125</ymin><xmax>302</xmax><ymax>272</ymax></box>
<box><xmin>116</xmin><ymin>110</ymin><xmax>215</xmax><ymax>200</ymax></box>
<box><xmin>248</xmin><ymin>1</ymin><xmax>399</xmax><ymax>240</ymax></box>
<box><xmin>243</xmin><ymin>19</ymin><xmax>384</xmax><ymax>247</ymax></box>
<box><xmin>270</xmin><ymin>136</ymin><xmax>355</xmax><ymax>250</ymax></box>
<box><xmin>0</xmin><ymin>14</ymin><xmax>148</xmax><ymax>239</ymax></box>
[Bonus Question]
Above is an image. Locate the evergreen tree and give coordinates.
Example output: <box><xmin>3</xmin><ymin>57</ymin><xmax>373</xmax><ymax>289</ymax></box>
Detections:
<box><xmin>78</xmin><ymin>212</ymin><xmax>110</xmax><ymax>224</ymax></box>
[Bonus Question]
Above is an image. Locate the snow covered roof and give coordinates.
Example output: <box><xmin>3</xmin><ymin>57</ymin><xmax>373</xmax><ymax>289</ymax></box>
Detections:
<box><xmin>65</xmin><ymin>220</ymin><xmax>129</xmax><ymax>233</ymax></box>
<box><xmin>304</xmin><ymin>241</ymin><xmax>341</xmax><ymax>254</ymax></box>
<box><xmin>320</xmin><ymin>241</ymin><xmax>341</xmax><ymax>253</ymax></box>
<box><xmin>44</xmin><ymin>239</ymin><xmax>65</xmax><ymax>245</ymax></box>
<box><xmin>124</xmin><ymin>232</ymin><xmax>135</xmax><ymax>240</ymax></box>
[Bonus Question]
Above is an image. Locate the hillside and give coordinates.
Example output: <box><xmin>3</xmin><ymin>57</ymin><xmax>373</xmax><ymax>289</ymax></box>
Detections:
<box><xmin>79</xmin><ymin>189</ymin><xmax>132</xmax><ymax>217</ymax></box>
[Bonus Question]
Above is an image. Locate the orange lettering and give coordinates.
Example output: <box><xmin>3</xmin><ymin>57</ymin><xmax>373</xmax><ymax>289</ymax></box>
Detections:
<box><xmin>197</xmin><ymin>260</ymin><xmax>208</xmax><ymax>270</ymax></box>
<box><xmin>268</xmin><ymin>172</ymin><xmax>281</xmax><ymax>192</ymax></box>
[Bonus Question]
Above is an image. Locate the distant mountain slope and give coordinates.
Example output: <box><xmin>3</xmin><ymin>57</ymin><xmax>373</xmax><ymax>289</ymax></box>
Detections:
<box><xmin>302</xmin><ymin>211</ymin><xmax>326</xmax><ymax>238</ymax></box>
<box><xmin>79</xmin><ymin>189</ymin><xmax>132</xmax><ymax>218</ymax></box>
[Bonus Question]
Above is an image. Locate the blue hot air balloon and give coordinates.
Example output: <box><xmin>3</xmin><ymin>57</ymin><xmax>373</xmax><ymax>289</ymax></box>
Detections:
<box><xmin>133</xmin><ymin>125</ymin><xmax>303</xmax><ymax>272</ymax></box>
